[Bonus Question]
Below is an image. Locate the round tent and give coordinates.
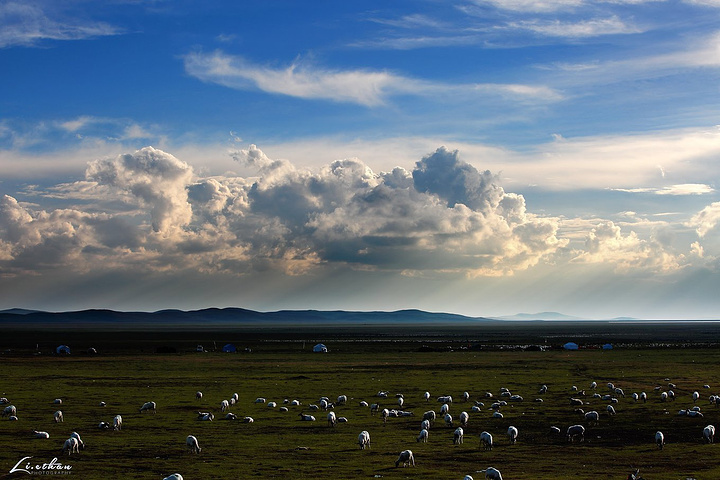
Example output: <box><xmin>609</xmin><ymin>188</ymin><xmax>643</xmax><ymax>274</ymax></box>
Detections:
<box><xmin>56</xmin><ymin>345</ymin><xmax>71</xmax><ymax>355</ymax></box>
<box><xmin>602</xmin><ymin>343</ymin><xmax>613</xmax><ymax>350</ymax></box>
<box><xmin>563</xmin><ymin>342</ymin><xmax>579</xmax><ymax>351</ymax></box>
<box><xmin>222</xmin><ymin>343</ymin><xmax>237</xmax><ymax>353</ymax></box>
<box><xmin>313</xmin><ymin>343</ymin><xmax>328</xmax><ymax>353</ymax></box>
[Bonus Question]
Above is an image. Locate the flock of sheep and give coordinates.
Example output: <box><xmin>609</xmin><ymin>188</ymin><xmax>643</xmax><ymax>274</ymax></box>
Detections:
<box><xmin>3</xmin><ymin>374</ymin><xmax>719</xmax><ymax>479</ymax></box>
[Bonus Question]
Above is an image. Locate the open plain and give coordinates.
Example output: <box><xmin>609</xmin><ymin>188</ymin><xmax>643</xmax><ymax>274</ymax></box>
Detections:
<box><xmin>2</xmin><ymin>323</ymin><xmax>720</xmax><ymax>479</ymax></box>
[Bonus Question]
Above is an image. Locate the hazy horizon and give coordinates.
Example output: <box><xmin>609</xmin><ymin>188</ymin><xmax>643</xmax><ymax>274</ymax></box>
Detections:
<box><xmin>2</xmin><ymin>1</ymin><xmax>720</xmax><ymax>319</ymax></box>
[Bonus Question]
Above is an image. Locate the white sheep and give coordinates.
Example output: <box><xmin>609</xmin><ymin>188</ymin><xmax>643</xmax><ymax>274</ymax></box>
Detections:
<box><xmin>381</xmin><ymin>409</ymin><xmax>389</xmax><ymax>424</ymax></box>
<box><xmin>198</xmin><ymin>412</ymin><xmax>214</xmax><ymax>421</ymax></box>
<box><xmin>424</xmin><ymin>391</ymin><xmax>430</xmax><ymax>402</ymax></box>
<box><xmin>423</xmin><ymin>410</ymin><xmax>436</xmax><ymax>423</ymax></box>
<box><xmin>53</xmin><ymin>398</ymin><xmax>62</xmax><ymax>404</ymax></box>
<box><xmin>33</xmin><ymin>430</ymin><xmax>50</xmax><ymax>439</ymax></box>
<box><xmin>590</xmin><ymin>381</ymin><xmax>597</xmax><ymax>390</ymax></box>
<box><xmin>437</xmin><ymin>395</ymin><xmax>453</xmax><ymax>403</ymax></box>
<box><xmin>337</xmin><ymin>395</ymin><xmax>347</xmax><ymax>405</ymax></box>
<box><xmin>267</xmin><ymin>402</ymin><xmax>277</xmax><ymax>408</ymax></box>
<box><xmin>640</xmin><ymin>392</ymin><xmax>647</xmax><ymax>403</ymax></box>
<box><xmin>492</xmin><ymin>411</ymin><xmax>503</xmax><ymax>419</ymax></box>
<box><xmin>606</xmin><ymin>405</ymin><xmax>616</xmax><ymax>415</ymax></box>
<box><xmin>480</xmin><ymin>466</ymin><xmax>503</xmax><ymax>480</ymax></box>
<box><xmin>693</xmin><ymin>391</ymin><xmax>701</xmax><ymax>403</ymax></box>
<box><xmin>359</xmin><ymin>401</ymin><xmax>368</xmax><ymax>408</ymax></box>
<box><xmin>98</xmin><ymin>421</ymin><xmax>110</xmax><ymax>429</ymax></box>
<box><xmin>539</xmin><ymin>384</ymin><xmax>548</xmax><ymax>394</ymax></box>
<box><xmin>417</xmin><ymin>428</ymin><xmax>429</xmax><ymax>443</ymax></box>
<box><xmin>232</xmin><ymin>393</ymin><xmax>239</xmax><ymax>402</ymax></box>
<box><xmin>70</xmin><ymin>431</ymin><xmax>84</xmax><ymax>450</ymax></box>
<box><xmin>395</xmin><ymin>449</ymin><xmax>415</xmax><ymax>467</ymax></box>
<box><xmin>220</xmin><ymin>400</ymin><xmax>229</xmax><ymax>412</ymax></box>
<box><xmin>62</xmin><ymin>436</ymin><xmax>79</xmax><ymax>455</ymax></box>
<box><xmin>398</xmin><ymin>397</ymin><xmax>404</xmax><ymax>408</ymax></box>
<box><xmin>186</xmin><ymin>434</ymin><xmax>201</xmax><ymax>453</ymax></box>
<box><xmin>299</xmin><ymin>413</ymin><xmax>316</xmax><ymax>421</ymax></box>
<box><xmin>254</xmin><ymin>397</ymin><xmax>266</xmax><ymax>403</ymax></box>
<box><xmin>162</xmin><ymin>474</ymin><xmax>184</xmax><ymax>480</ymax></box>
<box><xmin>370</xmin><ymin>403</ymin><xmax>379</xmax><ymax>415</ymax></box>
<box><xmin>464</xmin><ymin>476</ymin><xmax>474</xmax><ymax>480</ymax></box>
<box><xmin>243</xmin><ymin>416</ymin><xmax>254</xmax><ymax>423</ymax></box>
<box><xmin>655</xmin><ymin>431</ymin><xmax>664</xmax><ymax>449</ymax></box>
<box><xmin>291</xmin><ymin>399</ymin><xmax>301</xmax><ymax>406</ymax></box>
<box><xmin>196</xmin><ymin>391</ymin><xmax>202</xmax><ymax>400</ymax></box>
<box><xmin>567</xmin><ymin>424</ymin><xmax>585</xmax><ymax>442</ymax></box>
<box><xmin>337</xmin><ymin>416</ymin><xmax>348</xmax><ymax>423</ymax></box>
<box><xmin>444</xmin><ymin>413</ymin><xmax>453</xmax><ymax>426</ymax></box>
<box><xmin>327</xmin><ymin>411</ymin><xmax>336</xmax><ymax>427</ymax></box>
<box><xmin>585</xmin><ymin>411</ymin><xmax>600</xmax><ymax>424</ymax></box>
<box><xmin>358</xmin><ymin>430</ymin><xmax>371</xmax><ymax>449</ymax></box>
<box><xmin>507</xmin><ymin>425</ymin><xmax>518</xmax><ymax>444</ymax></box>
<box><xmin>140</xmin><ymin>401</ymin><xmax>156</xmax><ymax>414</ymax></box>
<box><xmin>225</xmin><ymin>413</ymin><xmax>237</xmax><ymax>420</ymax></box>
<box><xmin>113</xmin><ymin>414</ymin><xmax>122</xmax><ymax>431</ymax></box>
<box><xmin>453</xmin><ymin>426</ymin><xmax>464</xmax><ymax>444</ymax></box>
<box><xmin>421</xmin><ymin>419</ymin><xmax>430</xmax><ymax>431</ymax></box>
<box><xmin>704</xmin><ymin>424</ymin><xmax>715</xmax><ymax>443</ymax></box>
<box><xmin>462</xmin><ymin>391</ymin><xmax>470</xmax><ymax>402</ymax></box>
<box><xmin>54</xmin><ymin>410</ymin><xmax>63</xmax><ymax>423</ymax></box>
<box><xmin>440</xmin><ymin>403</ymin><xmax>450</xmax><ymax>415</ymax></box>
<box><xmin>480</xmin><ymin>431</ymin><xmax>493</xmax><ymax>450</ymax></box>
<box><xmin>459</xmin><ymin>411</ymin><xmax>469</xmax><ymax>427</ymax></box>
<box><xmin>2</xmin><ymin>405</ymin><xmax>16</xmax><ymax>417</ymax></box>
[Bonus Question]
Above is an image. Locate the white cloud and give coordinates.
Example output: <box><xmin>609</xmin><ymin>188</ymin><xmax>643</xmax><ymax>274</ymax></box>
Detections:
<box><xmin>613</xmin><ymin>184</ymin><xmax>715</xmax><ymax>195</ymax></box>
<box><xmin>471</xmin><ymin>0</ymin><xmax>584</xmax><ymax>12</ymax></box>
<box><xmin>689</xmin><ymin>202</ymin><xmax>720</xmax><ymax>237</ymax></box>
<box><xmin>0</xmin><ymin>2</ymin><xmax>119</xmax><ymax>48</ymax></box>
<box><xmin>510</xmin><ymin>16</ymin><xmax>643</xmax><ymax>38</ymax></box>
<box><xmin>183</xmin><ymin>51</ymin><xmax>562</xmax><ymax>106</ymax></box>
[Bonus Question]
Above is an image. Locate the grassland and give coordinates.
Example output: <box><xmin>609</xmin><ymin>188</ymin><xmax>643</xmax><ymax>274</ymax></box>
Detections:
<box><xmin>2</xmin><ymin>332</ymin><xmax>720</xmax><ymax>479</ymax></box>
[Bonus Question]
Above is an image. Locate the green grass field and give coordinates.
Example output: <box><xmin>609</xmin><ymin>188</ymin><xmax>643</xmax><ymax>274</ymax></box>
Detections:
<box><xmin>2</xmin><ymin>343</ymin><xmax>720</xmax><ymax>479</ymax></box>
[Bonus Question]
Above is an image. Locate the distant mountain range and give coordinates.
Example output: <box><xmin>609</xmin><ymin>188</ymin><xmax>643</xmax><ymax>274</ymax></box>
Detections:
<box><xmin>493</xmin><ymin>312</ymin><xmax>584</xmax><ymax>321</ymax></box>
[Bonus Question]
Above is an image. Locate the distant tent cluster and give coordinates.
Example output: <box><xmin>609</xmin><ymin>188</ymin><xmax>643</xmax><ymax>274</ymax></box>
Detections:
<box><xmin>563</xmin><ymin>342</ymin><xmax>614</xmax><ymax>350</ymax></box>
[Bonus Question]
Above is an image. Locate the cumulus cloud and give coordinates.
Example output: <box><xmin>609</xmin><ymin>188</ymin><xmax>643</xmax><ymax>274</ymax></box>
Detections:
<box><xmin>689</xmin><ymin>202</ymin><xmax>720</xmax><ymax>237</ymax></box>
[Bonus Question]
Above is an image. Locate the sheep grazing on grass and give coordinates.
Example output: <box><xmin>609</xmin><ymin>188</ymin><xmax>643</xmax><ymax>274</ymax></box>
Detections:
<box><xmin>358</xmin><ymin>430</ymin><xmax>371</xmax><ymax>449</ymax></box>
<box><xmin>567</xmin><ymin>424</ymin><xmax>585</xmax><ymax>443</ymax></box>
<box><xmin>539</xmin><ymin>384</ymin><xmax>548</xmax><ymax>394</ymax></box>
<box><xmin>2</xmin><ymin>405</ymin><xmax>16</xmax><ymax>417</ymax></box>
<box><xmin>492</xmin><ymin>411</ymin><xmax>503</xmax><ymax>419</ymax></box>
<box><xmin>163</xmin><ymin>474</ymin><xmax>184</xmax><ymax>480</ymax></box>
<box><xmin>225</xmin><ymin>413</ymin><xmax>237</xmax><ymax>420</ymax></box>
<box><xmin>437</xmin><ymin>395</ymin><xmax>453</xmax><ymax>404</ymax></box>
<box><xmin>444</xmin><ymin>413</ymin><xmax>453</xmax><ymax>426</ymax></box>
<box><xmin>585</xmin><ymin>411</ymin><xmax>599</xmax><ymax>424</ymax></box>
<box><xmin>255</xmin><ymin>397</ymin><xmax>266</xmax><ymax>404</ymax></box>
<box><xmin>53</xmin><ymin>398</ymin><xmax>62</xmax><ymax>405</ymax></box>
<box><xmin>421</xmin><ymin>419</ymin><xmax>430</xmax><ymax>431</ymax></box>
<box><xmin>220</xmin><ymin>400</ymin><xmax>229</xmax><ymax>412</ymax></box>
<box><xmin>381</xmin><ymin>409</ymin><xmax>389</xmax><ymax>424</ymax></box>
<box><xmin>480</xmin><ymin>466</ymin><xmax>503</xmax><ymax>480</ymax></box>
<box><xmin>417</xmin><ymin>428</ymin><xmax>428</xmax><ymax>443</ymax></box>
<box><xmin>337</xmin><ymin>416</ymin><xmax>348</xmax><ymax>423</ymax></box>
<box><xmin>549</xmin><ymin>426</ymin><xmax>561</xmax><ymax>436</ymax></box>
<box><xmin>98</xmin><ymin>421</ymin><xmax>110</xmax><ymax>430</ymax></box>
<box><xmin>198</xmin><ymin>412</ymin><xmax>214</xmax><ymax>421</ymax></box>
<box><xmin>140</xmin><ymin>401</ymin><xmax>156</xmax><ymax>414</ymax></box>
<box><xmin>606</xmin><ymin>405</ymin><xmax>616</xmax><ymax>416</ymax></box>
<box><xmin>423</xmin><ymin>410</ymin><xmax>436</xmax><ymax>424</ymax></box>
<box><xmin>459</xmin><ymin>411</ymin><xmax>469</xmax><ymax>427</ymax></box>
<box><xmin>186</xmin><ymin>435</ymin><xmax>201</xmax><ymax>454</ymax></box>
<box><xmin>299</xmin><ymin>413</ymin><xmax>316</xmax><ymax>422</ymax></box>
<box><xmin>704</xmin><ymin>424</ymin><xmax>715</xmax><ymax>443</ymax></box>
<box><xmin>370</xmin><ymin>403</ymin><xmax>379</xmax><ymax>415</ymax></box>
<box><xmin>655</xmin><ymin>431</ymin><xmax>664</xmax><ymax>449</ymax></box>
<box><xmin>453</xmin><ymin>427</ymin><xmax>464</xmax><ymax>444</ymax></box>
<box><xmin>640</xmin><ymin>392</ymin><xmax>647</xmax><ymax>403</ymax></box>
<box><xmin>195</xmin><ymin>391</ymin><xmax>202</xmax><ymax>400</ymax></box>
<box><xmin>395</xmin><ymin>449</ymin><xmax>415</xmax><ymax>467</ymax></box>
<box><xmin>62</xmin><ymin>437</ymin><xmax>79</xmax><ymax>455</ymax></box>
<box><xmin>480</xmin><ymin>431</ymin><xmax>493</xmax><ymax>450</ymax></box>
<box><xmin>243</xmin><ymin>416</ymin><xmax>254</xmax><ymax>423</ymax></box>
<box><xmin>0</xmin><ymin>397</ymin><xmax>8</xmax><ymax>404</ymax></box>
<box><xmin>464</xmin><ymin>476</ymin><xmax>474</xmax><ymax>480</ymax></box>
<box><xmin>397</xmin><ymin>397</ymin><xmax>404</xmax><ymax>408</ymax></box>
<box><xmin>113</xmin><ymin>414</ymin><xmax>122</xmax><ymax>431</ymax></box>
<box><xmin>440</xmin><ymin>403</ymin><xmax>450</xmax><ymax>415</ymax></box>
<box><xmin>424</xmin><ymin>391</ymin><xmax>430</xmax><ymax>402</ymax></box>
<box><xmin>693</xmin><ymin>391</ymin><xmax>701</xmax><ymax>403</ymax></box>
<box><xmin>507</xmin><ymin>425</ymin><xmax>518</xmax><ymax>444</ymax></box>
<box><xmin>462</xmin><ymin>391</ymin><xmax>470</xmax><ymax>402</ymax></box>
<box><xmin>359</xmin><ymin>401</ymin><xmax>368</xmax><ymax>408</ymax></box>
<box><xmin>337</xmin><ymin>395</ymin><xmax>347</xmax><ymax>405</ymax></box>
<box><xmin>54</xmin><ymin>410</ymin><xmax>63</xmax><ymax>423</ymax></box>
<box><xmin>70</xmin><ymin>432</ymin><xmax>84</xmax><ymax>450</ymax></box>
<box><xmin>327</xmin><ymin>411</ymin><xmax>336</xmax><ymax>427</ymax></box>
<box><xmin>33</xmin><ymin>430</ymin><xmax>50</xmax><ymax>439</ymax></box>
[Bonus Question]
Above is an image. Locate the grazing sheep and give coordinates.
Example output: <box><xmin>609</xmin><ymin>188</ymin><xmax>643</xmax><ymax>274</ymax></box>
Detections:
<box><xmin>70</xmin><ymin>432</ymin><xmax>84</xmax><ymax>450</ymax></box>
<box><xmin>98</xmin><ymin>421</ymin><xmax>110</xmax><ymax>429</ymax></box>
<box><xmin>113</xmin><ymin>414</ymin><xmax>122</xmax><ymax>431</ymax></box>
<box><xmin>198</xmin><ymin>412</ymin><xmax>214</xmax><ymax>421</ymax></box>
<box><xmin>656</xmin><ymin>431</ymin><xmax>664</xmax><ymax>449</ymax></box>
<box><xmin>459</xmin><ymin>411</ymin><xmax>469</xmax><ymax>427</ymax></box>
<box><xmin>606</xmin><ymin>405</ymin><xmax>616</xmax><ymax>416</ymax></box>
<box><xmin>225</xmin><ymin>413</ymin><xmax>237</xmax><ymax>420</ymax></box>
<box><xmin>464</xmin><ymin>476</ymin><xmax>474</xmax><ymax>480</ymax></box>
<box><xmin>195</xmin><ymin>391</ymin><xmax>202</xmax><ymax>400</ymax></box>
<box><xmin>570</xmin><ymin>398</ymin><xmax>584</xmax><ymax>406</ymax></box>
<box><xmin>590</xmin><ymin>381</ymin><xmax>597</xmax><ymax>390</ymax></box>
<box><xmin>33</xmin><ymin>430</ymin><xmax>50</xmax><ymax>439</ymax></box>
<box><xmin>668</xmin><ymin>390</ymin><xmax>676</xmax><ymax>401</ymax></box>
<box><xmin>398</xmin><ymin>397</ymin><xmax>404</xmax><ymax>408</ymax></box>
<box><xmin>0</xmin><ymin>397</ymin><xmax>8</xmax><ymax>404</ymax></box>
<box><xmin>492</xmin><ymin>411</ymin><xmax>503</xmax><ymax>419</ymax></box>
<box><xmin>381</xmin><ymin>409</ymin><xmax>389</xmax><ymax>424</ymax></box>
<box><xmin>417</xmin><ymin>428</ymin><xmax>429</xmax><ymax>442</ymax></box>
<box><xmin>327</xmin><ymin>411</ymin><xmax>336</xmax><ymax>427</ymax></box>
<box><xmin>585</xmin><ymin>411</ymin><xmax>600</xmax><ymax>424</ymax></box>
<box><xmin>255</xmin><ymin>397</ymin><xmax>266</xmax><ymax>404</ymax></box>
<box><xmin>508</xmin><ymin>425</ymin><xmax>518</xmax><ymax>444</ymax></box>
<box><xmin>62</xmin><ymin>437</ymin><xmax>80</xmax><ymax>455</ymax></box>
<box><xmin>280</xmin><ymin>406</ymin><xmax>289</xmax><ymax>412</ymax></box>
<box><xmin>267</xmin><ymin>402</ymin><xmax>277</xmax><ymax>408</ymax></box>
<box><xmin>444</xmin><ymin>413</ymin><xmax>453</xmax><ymax>426</ymax></box>
<box><xmin>163</xmin><ymin>475</ymin><xmax>183</xmax><ymax>480</ymax></box>
<box><xmin>54</xmin><ymin>410</ymin><xmax>63</xmax><ymax>423</ymax></box>
<box><xmin>299</xmin><ymin>413</ymin><xmax>316</xmax><ymax>421</ymax></box>
<box><xmin>549</xmin><ymin>426</ymin><xmax>561</xmax><ymax>436</ymax></box>
<box><xmin>186</xmin><ymin>435</ymin><xmax>201</xmax><ymax>454</ymax></box>
<box><xmin>2</xmin><ymin>405</ymin><xmax>16</xmax><ymax>417</ymax></box>
<box><xmin>632</xmin><ymin>393</ymin><xmax>639</xmax><ymax>402</ymax></box>
<box><xmin>440</xmin><ymin>403</ymin><xmax>450</xmax><ymax>415</ymax></box>
<box><xmin>140</xmin><ymin>401</ymin><xmax>156</xmax><ymax>414</ymax></box>
<box><xmin>462</xmin><ymin>391</ymin><xmax>470</xmax><ymax>402</ymax></box>
<box><xmin>395</xmin><ymin>449</ymin><xmax>415</xmax><ymax>467</ymax></box>
<box><xmin>640</xmin><ymin>392</ymin><xmax>647</xmax><ymax>403</ymax></box>
<box><xmin>704</xmin><ymin>424</ymin><xmax>715</xmax><ymax>443</ymax></box>
<box><xmin>615</xmin><ymin>388</ymin><xmax>625</xmax><ymax>398</ymax></box>
<box><xmin>509</xmin><ymin>395</ymin><xmax>524</xmax><ymax>402</ymax></box>
<box><xmin>53</xmin><ymin>398</ymin><xmax>62</xmax><ymax>404</ymax></box>
<box><xmin>539</xmin><ymin>384</ymin><xmax>548</xmax><ymax>394</ymax></box>
<box><xmin>423</xmin><ymin>410</ymin><xmax>436</xmax><ymax>423</ymax></box>
<box><xmin>421</xmin><ymin>419</ymin><xmax>431</xmax><ymax>431</ymax></box>
<box><xmin>437</xmin><ymin>395</ymin><xmax>453</xmax><ymax>404</ymax></box>
<box><xmin>424</xmin><ymin>391</ymin><xmax>430</xmax><ymax>402</ymax></box>
<box><xmin>220</xmin><ymin>400</ymin><xmax>229</xmax><ymax>412</ymax></box>
<box><xmin>693</xmin><ymin>391</ymin><xmax>701</xmax><ymax>403</ymax></box>
<box><xmin>660</xmin><ymin>392</ymin><xmax>668</xmax><ymax>402</ymax></box>
<box><xmin>8</xmin><ymin>415</ymin><xmax>18</xmax><ymax>421</ymax></box>
<box><xmin>480</xmin><ymin>466</ymin><xmax>503</xmax><ymax>480</ymax></box>
<box><xmin>472</xmin><ymin>405</ymin><xmax>483</xmax><ymax>412</ymax></box>
<box><xmin>370</xmin><ymin>403</ymin><xmax>379</xmax><ymax>415</ymax></box>
<box><xmin>377</xmin><ymin>391</ymin><xmax>389</xmax><ymax>398</ymax></box>
<box><xmin>480</xmin><ymin>431</ymin><xmax>493</xmax><ymax>450</ymax></box>
<box><xmin>567</xmin><ymin>424</ymin><xmax>585</xmax><ymax>442</ymax></box>
<box><xmin>453</xmin><ymin>427</ymin><xmax>464</xmax><ymax>444</ymax></box>
<box><xmin>228</xmin><ymin>398</ymin><xmax>236</xmax><ymax>406</ymax></box>
<box><xmin>358</xmin><ymin>430</ymin><xmax>371</xmax><ymax>449</ymax></box>
<box><xmin>337</xmin><ymin>395</ymin><xmax>347</xmax><ymax>405</ymax></box>
<box><xmin>99</xmin><ymin>401</ymin><xmax>106</xmax><ymax>407</ymax></box>
<box><xmin>337</xmin><ymin>416</ymin><xmax>348</xmax><ymax>423</ymax></box>
<box><xmin>231</xmin><ymin>393</ymin><xmax>239</xmax><ymax>402</ymax></box>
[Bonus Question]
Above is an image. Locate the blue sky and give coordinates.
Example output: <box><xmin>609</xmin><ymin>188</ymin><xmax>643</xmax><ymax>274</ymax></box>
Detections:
<box><xmin>1</xmin><ymin>0</ymin><xmax>720</xmax><ymax>318</ymax></box>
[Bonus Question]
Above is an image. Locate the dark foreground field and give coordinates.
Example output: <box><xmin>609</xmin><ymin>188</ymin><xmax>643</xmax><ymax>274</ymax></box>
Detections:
<box><xmin>2</xmin><ymin>324</ymin><xmax>720</xmax><ymax>479</ymax></box>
